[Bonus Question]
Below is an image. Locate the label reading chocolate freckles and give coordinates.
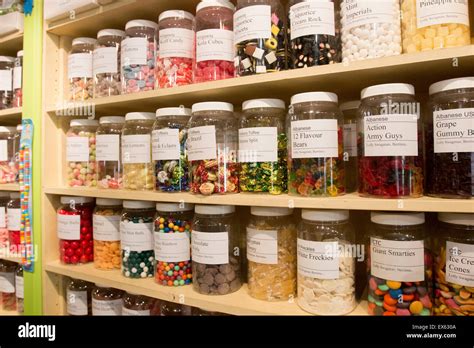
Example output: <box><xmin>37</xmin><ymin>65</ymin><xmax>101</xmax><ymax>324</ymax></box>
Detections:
<box><xmin>446</xmin><ymin>241</ymin><xmax>474</xmax><ymax>287</ymax></box>
<box><xmin>192</xmin><ymin>231</ymin><xmax>229</xmax><ymax>265</ymax></box>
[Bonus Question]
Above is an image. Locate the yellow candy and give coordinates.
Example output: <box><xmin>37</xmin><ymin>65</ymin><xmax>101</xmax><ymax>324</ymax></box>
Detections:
<box><xmin>271</xmin><ymin>24</ymin><xmax>280</xmax><ymax>37</ymax></box>
<box><xmin>409</xmin><ymin>301</ymin><xmax>424</xmax><ymax>314</ymax></box>
<box><xmin>387</xmin><ymin>281</ymin><xmax>402</xmax><ymax>290</ymax></box>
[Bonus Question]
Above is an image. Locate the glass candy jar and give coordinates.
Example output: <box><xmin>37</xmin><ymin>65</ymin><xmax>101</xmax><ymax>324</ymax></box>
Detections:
<box><xmin>7</xmin><ymin>192</ymin><xmax>21</xmax><ymax>254</ymax></box>
<box><xmin>0</xmin><ymin>126</ymin><xmax>18</xmax><ymax>183</ymax></box>
<box><xmin>15</xmin><ymin>265</ymin><xmax>23</xmax><ymax>314</ymax></box>
<box><xmin>68</xmin><ymin>37</ymin><xmax>96</xmax><ymax>101</ymax></box>
<box><xmin>0</xmin><ymin>56</ymin><xmax>14</xmax><ymax>109</ymax></box>
<box><xmin>0</xmin><ymin>260</ymin><xmax>16</xmax><ymax>311</ymax></box>
<box><xmin>92</xmin><ymin>284</ymin><xmax>123</xmax><ymax>316</ymax></box>
<box><xmin>122</xmin><ymin>291</ymin><xmax>154</xmax><ymax>315</ymax></box>
<box><xmin>12</xmin><ymin>50</ymin><xmax>22</xmax><ymax>107</ymax></box>
<box><xmin>341</xmin><ymin>101</ymin><xmax>359</xmax><ymax>193</ymax></box>
<box><xmin>67</xmin><ymin>278</ymin><xmax>92</xmax><ymax>316</ymax></box>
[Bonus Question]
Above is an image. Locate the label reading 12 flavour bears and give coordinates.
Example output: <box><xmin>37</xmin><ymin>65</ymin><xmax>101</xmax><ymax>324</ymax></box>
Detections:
<box><xmin>239</xmin><ymin>127</ymin><xmax>278</xmax><ymax>163</ymax></box>
<box><xmin>297</xmin><ymin>239</ymin><xmax>339</xmax><ymax>279</ymax></box>
<box><xmin>57</xmin><ymin>214</ymin><xmax>81</xmax><ymax>240</ymax></box>
<box><xmin>121</xmin><ymin>38</ymin><xmax>147</xmax><ymax>66</ymax></box>
<box><xmin>154</xmin><ymin>232</ymin><xmax>190</xmax><ymax>262</ymax></box>
<box><xmin>66</xmin><ymin>137</ymin><xmax>90</xmax><ymax>162</ymax></box>
<box><xmin>433</xmin><ymin>108</ymin><xmax>474</xmax><ymax>154</ymax></box>
<box><xmin>159</xmin><ymin>28</ymin><xmax>194</xmax><ymax>59</ymax></box>
<box><xmin>187</xmin><ymin>126</ymin><xmax>217</xmax><ymax>161</ymax></box>
<box><xmin>246</xmin><ymin>228</ymin><xmax>278</xmax><ymax>265</ymax></box>
<box><xmin>93</xmin><ymin>47</ymin><xmax>118</xmax><ymax>75</ymax></box>
<box><xmin>192</xmin><ymin>231</ymin><xmax>229</xmax><ymax>265</ymax></box>
<box><xmin>93</xmin><ymin>215</ymin><xmax>121</xmax><ymax>241</ymax></box>
<box><xmin>234</xmin><ymin>5</ymin><xmax>271</xmax><ymax>43</ymax></box>
<box><xmin>343</xmin><ymin>123</ymin><xmax>357</xmax><ymax>157</ymax></box>
<box><xmin>416</xmin><ymin>0</ymin><xmax>469</xmax><ymax>28</ymax></box>
<box><xmin>290</xmin><ymin>1</ymin><xmax>335</xmax><ymax>40</ymax></box>
<box><xmin>151</xmin><ymin>128</ymin><xmax>180</xmax><ymax>161</ymax></box>
<box><xmin>196</xmin><ymin>29</ymin><xmax>234</xmax><ymax>62</ymax></box>
<box><xmin>68</xmin><ymin>53</ymin><xmax>93</xmax><ymax>79</ymax></box>
<box><xmin>92</xmin><ymin>298</ymin><xmax>122</xmax><ymax>316</ymax></box>
<box><xmin>446</xmin><ymin>241</ymin><xmax>474</xmax><ymax>287</ymax></box>
<box><xmin>120</xmin><ymin>222</ymin><xmax>153</xmax><ymax>252</ymax></box>
<box><xmin>291</xmin><ymin>119</ymin><xmax>338</xmax><ymax>159</ymax></box>
<box><xmin>342</xmin><ymin>0</ymin><xmax>396</xmax><ymax>31</ymax></box>
<box><xmin>67</xmin><ymin>290</ymin><xmax>88</xmax><ymax>316</ymax></box>
<box><xmin>96</xmin><ymin>134</ymin><xmax>120</xmax><ymax>162</ymax></box>
<box><xmin>122</xmin><ymin>134</ymin><xmax>151</xmax><ymax>164</ymax></box>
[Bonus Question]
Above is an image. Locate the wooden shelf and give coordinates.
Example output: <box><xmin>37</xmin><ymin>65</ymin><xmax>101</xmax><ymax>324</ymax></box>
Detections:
<box><xmin>0</xmin><ymin>308</ymin><xmax>19</xmax><ymax>316</ymax></box>
<box><xmin>0</xmin><ymin>184</ymin><xmax>20</xmax><ymax>192</ymax></box>
<box><xmin>0</xmin><ymin>107</ymin><xmax>22</xmax><ymax>123</ymax></box>
<box><xmin>0</xmin><ymin>256</ymin><xmax>21</xmax><ymax>263</ymax></box>
<box><xmin>45</xmin><ymin>260</ymin><xmax>367</xmax><ymax>316</ymax></box>
<box><xmin>0</xmin><ymin>31</ymin><xmax>23</xmax><ymax>56</ymax></box>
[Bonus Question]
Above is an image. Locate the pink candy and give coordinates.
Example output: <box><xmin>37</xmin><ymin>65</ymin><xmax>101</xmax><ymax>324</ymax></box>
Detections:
<box><xmin>157</xmin><ymin>57</ymin><xmax>193</xmax><ymax>88</ymax></box>
<box><xmin>194</xmin><ymin>60</ymin><xmax>234</xmax><ymax>83</ymax></box>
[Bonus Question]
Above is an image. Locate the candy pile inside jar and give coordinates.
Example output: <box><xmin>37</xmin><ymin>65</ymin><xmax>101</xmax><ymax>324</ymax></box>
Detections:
<box><xmin>0</xmin><ymin>56</ymin><xmax>14</xmax><ymax>110</ymax></box>
<box><xmin>0</xmin><ymin>260</ymin><xmax>16</xmax><ymax>311</ymax></box>
<box><xmin>92</xmin><ymin>284</ymin><xmax>123</xmax><ymax>316</ymax></box>
<box><xmin>57</xmin><ymin>196</ymin><xmax>95</xmax><ymax>265</ymax></box>
<box><xmin>0</xmin><ymin>126</ymin><xmax>19</xmax><ymax>184</ymax></box>
<box><xmin>7</xmin><ymin>193</ymin><xmax>21</xmax><ymax>254</ymax></box>
<box><xmin>12</xmin><ymin>50</ymin><xmax>22</xmax><ymax>107</ymax></box>
<box><xmin>68</xmin><ymin>37</ymin><xmax>96</xmax><ymax>101</ymax></box>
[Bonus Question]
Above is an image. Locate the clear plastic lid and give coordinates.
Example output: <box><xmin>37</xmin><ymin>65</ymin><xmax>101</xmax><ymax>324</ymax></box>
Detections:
<box><xmin>197</xmin><ymin>0</ymin><xmax>235</xmax><ymax>11</ymax></box>
<box><xmin>96</xmin><ymin>198</ymin><xmax>122</xmax><ymax>206</ymax></box>
<box><xmin>72</xmin><ymin>37</ymin><xmax>97</xmax><ymax>46</ymax></box>
<box><xmin>302</xmin><ymin>209</ymin><xmax>350</xmax><ymax>222</ymax></box>
<box><xmin>192</xmin><ymin>102</ymin><xmax>234</xmax><ymax>113</ymax></box>
<box><xmin>438</xmin><ymin>213</ymin><xmax>474</xmax><ymax>226</ymax></box>
<box><xmin>371</xmin><ymin>212</ymin><xmax>425</xmax><ymax>226</ymax></box>
<box><xmin>429</xmin><ymin>77</ymin><xmax>474</xmax><ymax>95</ymax></box>
<box><xmin>159</xmin><ymin>10</ymin><xmax>194</xmax><ymax>22</ymax></box>
<box><xmin>60</xmin><ymin>196</ymin><xmax>94</xmax><ymax>204</ymax></box>
<box><xmin>156</xmin><ymin>203</ymin><xmax>194</xmax><ymax>212</ymax></box>
<box><xmin>361</xmin><ymin>83</ymin><xmax>415</xmax><ymax>99</ymax></box>
<box><xmin>242</xmin><ymin>99</ymin><xmax>285</xmax><ymax>110</ymax></box>
<box><xmin>251</xmin><ymin>206</ymin><xmax>293</xmax><ymax>216</ymax></box>
<box><xmin>99</xmin><ymin>116</ymin><xmax>125</xmax><ymax>124</ymax></box>
<box><xmin>97</xmin><ymin>29</ymin><xmax>126</xmax><ymax>38</ymax></box>
<box><xmin>125</xmin><ymin>19</ymin><xmax>158</xmax><ymax>30</ymax></box>
<box><xmin>291</xmin><ymin>92</ymin><xmax>338</xmax><ymax>104</ymax></box>
<box><xmin>125</xmin><ymin>112</ymin><xmax>155</xmax><ymax>121</ymax></box>
<box><xmin>123</xmin><ymin>200</ymin><xmax>155</xmax><ymax>209</ymax></box>
<box><xmin>155</xmin><ymin>107</ymin><xmax>192</xmax><ymax>118</ymax></box>
<box><xmin>195</xmin><ymin>205</ymin><xmax>235</xmax><ymax>215</ymax></box>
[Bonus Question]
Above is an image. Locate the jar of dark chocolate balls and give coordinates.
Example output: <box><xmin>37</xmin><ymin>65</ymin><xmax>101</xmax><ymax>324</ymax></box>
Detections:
<box><xmin>122</xmin><ymin>291</ymin><xmax>154</xmax><ymax>315</ymax></box>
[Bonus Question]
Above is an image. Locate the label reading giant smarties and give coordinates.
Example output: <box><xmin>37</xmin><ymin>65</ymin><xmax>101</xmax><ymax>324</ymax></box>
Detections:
<box><xmin>0</xmin><ymin>70</ymin><xmax>12</xmax><ymax>91</ymax></box>
<box><xmin>196</xmin><ymin>29</ymin><xmax>234</xmax><ymax>62</ymax></box>
<box><xmin>0</xmin><ymin>206</ymin><xmax>6</xmax><ymax>228</ymax></box>
<box><xmin>92</xmin><ymin>298</ymin><xmax>122</xmax><ymax>316</ymax></box>
<box><xmin>0</xmin><ymin>272</ymin><xmax>15</xmax><ymax>293</ymax></box>
<box><xmin>67</xmin><ymin>290</ymin><xmax>88</xmax><ymax>316</ymax></box>
<box><xmin>297</xmin><ymin>239</ymin><xmax>339</xmax><ymax>279</ymax></box>
<box><xmin>57</xmin><ymin>214</ymin><xmax>81</xmax><ymax>240</ymax></box>
<box><xmin>0</xmin><ymin>140</ymin><xmax>8</xmax><ymax>161</ymax></box>
<box><xmin>234</xmin><ymin>5</ymin><xmax>271</xmax><ymax>43</ymax></box>
<box><xmin>342</xmin><ymin>0</ymin><xmax>397</xmax><ymax>31</ymax></box>
<box><xmin>239</xmin><ymin>127</ymin><xmax>278</xmax><ymax>163</ymax></box>
<box><xmin>187</xmin><ymin>126</ymin><xmax>217</xmax><ymax>161</ymax></box>
<box><xmin>121</xmin><ymin>37</ymin><xmax>147</xmax><ymax>66</ymax></box>
<box><xmin>151</xmin><ymin>128</ymin><xmax>180</xmax><ymax>161</ymax></box>
<box><xmin>416</xmin><ymin>0</ymin><xmax>469</xmax><ymax>28</ymax></box>
<box><xmin>13</xmin><ymin>66</ymin><xmax>22</xmax><ymax>90</ymax></box>
<box><xmin>446</xmin><ymin>241</ymin><xmax>474</xmax><ymax>287</ymax></box>
<box><xmin>66</xmin><ymin>137</ymin><xmax>90</xmax><ymax>162</ymax></box>
<box><xmin>120</xmin><ymin>222</ymin><xmax>153</xmax><ymax>251</ymax></box>
<box><xmin>93</xmin><ymin>47</ymin><xmax>118</xmax><ymax>75</ymax></box>
<box><xmin>68</xmin><ymin>53</ymin><xmax>93</xmax><ymax>79</ymax></box>
<box><xmin>159</xmin><ymin>28</ymin><xmax>194</xmax><ymax>59</ymax></box>
<box><xmin>7</xmin><ymin>208</ymin><xmax>20</xmax><ymax>231</ymax></box>
<box><xmin>154</xmin><ymin>232</ymin><xmax>190</xmax><ymax>262</ymax></box>
<box><xmin>433</xmin><ymin>108</ymin><xmax>474</xmax><ymax>153</ymax></box>
<box><xmin>343</xmin><ymin>123</ymin><xmax>357</xmax><ymax>157</ymax></box>
<box><xmin>290</xmin><ymin>1</ymin><xmax>335</xmax><ymax>40</ymax></box>
<box><xmin>93</xmin><ymin>215</ymin><xmax>121</xmax><ymax>241</ymax></box>
<box><xmin>291</xmin><ymin>119</ymin><xmax>338</xmax><ymax>159</ymax></box>
<box><xmin>15</xmin><ymin>275</ymin><xmax>23</xmax><ymax>299</ymax></box>
<box><xmin>370</xmin><ymin>237</ymin><xmax>425</xmax><ymax>282</ymax></box>
<box><xmin>122</xmin><ymin>134</ymin><xmax>151</xmax><ymax>164</ymax></box>
<box><xmin>122</xmin><ymin>307</ymin><xmax>150</xmax><ymax>316</ymax></box>
<box><xmin>192</xmin><ymin>231</ymin><xmax>229</xmax><ymax>265</ymax></box>
<box><xmin>364</xmin><ymin>114</ymin><xmax>418</xmax><ymax>157</ymax></box>
<box><xmin>96</xmin><ymin>134</ymin><xmax>120</xmax><ymax>162</ymax></box>
<box><xmin>246</xmin><ymin>228</ymin><xmax>278</xmax><ymax>264</ymax></box>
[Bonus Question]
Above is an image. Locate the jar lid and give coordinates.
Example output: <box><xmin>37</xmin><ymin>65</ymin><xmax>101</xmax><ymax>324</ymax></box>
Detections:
<box><xmin>72</xmin><ymin>37</ymin><xmax>97</xmax><ymax>46</ymax></box>
<box><xmin>9</xmin><ymin>192</ymin><xmax>20</xmax><ymax>199</ymax></box>
<box><xmin>97</xmin><ymin>29</ymin><xmax>126</xmax><ymax>38</ymax></box>
<box><xmin>242</xmin><ymin>98</ymin><xmax>285</xmax><ymax>110</ymax></box>
<box><xmin>123</xmin><ymin>200</ymin><xmax>155</xmax><ymax>209</ymax></box>
<box><xmin>99</xmin><ymin>116</ymin><xmax>125</xmax><ymax>124</ymax></box>
<box><xmin>125</xmin><ymin>19</ymin><xmax>158</xmax><ymax>30</ymax></box>
<box><xmin>291</xmin><ymin>92</ymin><xmax>338</xmax><ymax>104</ymax></box>
<box><xmin>16</xmin><ymin>124</ymin><xmax>22</xmax><ymax>131</ymax></box>
<box><xmin>340</xmin><ymin>100</ymin><xmax>360</xmax><ymax>111</ymax></box>
<box><xmin>197</xmin><ymin>0</ymin><xmax>235</xmax><ymax>12</ymax></box>
<box><xmin>195</xmin><ymin>204</ymin><xmax>235</xmax><ymax>215</ymax></box>
<box><xmin>370</xmin><ymin>212</ymin><xmax>425</xmax><ymax>226</ymax></box>
<box><xmin>96</xmin><ymin>198</ymin><xmax>122</xmax><ymax>206</ymax></box>
<box><xmin>192</xmin><ymin>102</ymin><xmax>234</xmax><ymax>113</ymax></box>
<box><xmin>0</xmin><ymin>56</ymin><xmax>15</xmax><ymax>62</ymax></box>
<box><xmin>17</xmin><ymin>50</ymin><xmax>23</xmax><ymax>57</ymax></box>
<box><xmin>302</xmin><ymin>209</ymin><xmax>349</xmax><ymax>222</ymax></box>
<box><xmin>60</xmin><ymin>196</ymin><xmax>94</xmax><ymax>204</ymax></box>
<box><xmin>156</xmin><ymin>203</ymin><xmax>194</xmax><ymax>212</ymax></box>
<box><xmin>438</xmin><ymin>213</ymin><xmax>474</xmax><ymax>226</ymax></box>
<box><xmin>70</xmin><ymin>119</ymin><xmax>99</xmax><ymax>127</ymax></box>
<box><xmin>429</xmin><ymin>77</ymin><xmax>474</xmax><ymax>95</ymax></box>
<box><xmin>155</xmin><ymin>107</ymin><xmax>192</xmax><ymax>118</ymax></box>
<box><xmin>361</xmin><ymin>83</ymin><xmax>415</xmax><ymax>99</ymax></box>
<box><xmin>251</xmin><ymin>206</ymin><xmax>293</xmax><ymax>217</ymax></box>
<box><xmin>0</xmin><ymin>126</ymin><xmax>17</xmax><ymax>133</ymax></box>
<box><xmin>159</xmin><ymin>10</ymin><xmax>194</xmax><ymax>22</ymax></box>
<box><xmin>125</xmin><ymin>112</ymin><xmax>155</xmax><ymax>121</ymax></box>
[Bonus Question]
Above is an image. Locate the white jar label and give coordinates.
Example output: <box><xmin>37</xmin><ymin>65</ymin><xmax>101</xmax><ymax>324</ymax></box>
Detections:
<box><xmin>96</xmin><ymin>134</ymin><xmax>120</xmax><ymax>162</ymax></box>
<box><xmin>67</xmin><ymin>289</ymin><xmax>88</xmax><ymax>316</ymax></box>
<box><xmin>446</xmin><ymin>241</ymin><xmax>474</xmax><ymax>287</ymax></box>
<box><xmin>151</xmin><ymin>128</ymin><xmax>180</xmax><ymax>161</ymax></box>
<box><xmin>15</xmin><ymin>275</ymin><xmax>23</xmax><ymax>298</ymax></box>
<box><xmin>92</xmin><ymin>298</ymin><xmax>122</xmax><ymax>316</ymax></box>
<box><xmin>234</xmin><ymin>5</ymin><xmax>271</xmax><ymax>43</ymax></box>
<box><xmin>159</xmin><ymin>28</ymin><xmax>194</xmax><ymax>59</ymax></box>
<box><xmin>120</xmin><ymin>222</ymin><xmax>153</xmax><ymax>252</ymax></box>
<box><xmin>364</xmin><ymin>114</ymin><xmax>418</xmax><ymax>157</ymax></box>
<box><xmin>297</xmin><ymin>239</ymin><xmax>339</xmax><ymax>279</ymax></box>
<box><xmin>0</xmin><ymin>140</ymin><xmax>8</xmax><ymax>161</ymax></box>
<box><xmin>239</xmin><ymin>127</ymin><xmax>278</xmax><ymax>163</ymax></box>
<box><xmin>416</xmin><ymin>0</ymin><xmax>469</xmax><ymax>28</ymax></box>
<box><xmin>187</xmin><ymin>126</ymin><xmax>217</xmax><ymax>161</ymax></box>
<box><xmin>154</xmin><ymin>232</ymin><xmax>190</xmax><ymax>262</ymax></box>
<box><xmin>7</xmin><ymin>208</ymin><xmax>20</xmax><ymax>231</ymax></box>
<box><xmin>291</xmin><ymin>119</ymin><xmax>338</xmax><ymax>158</ymax></box>
<box><xmin>122</xmin><ymin>307</ymin><xmax>150</xmax><ymax>316</ymax></box>
<box><xmin>0</xmin><ymin>272</ymin><xmax>15</xmax><ymax>293</ymax></box>
<box><xmin>192</xmin><ymin>231</ymin><xmax>229</xmax><ymax>265</ymax></box>
<box><xmin>343</xmin><ymin>123</ymin><xmax>357</xmax><ymax>157</ymax></box>
<box><xmin>370</xmin><ymin>237</ymin><xmax>425</xmax><ymax>282</ymax></box>
<box><xmin>121</xmin><ymin>37</ymin><xmax>148</xmax><ymax>66</ymax></box>
<box><xmin>93</xmin><ymin>215</ymin><xmax>121</xmax><ymax>241</ymax></box>
<box><xmin>197</xmin><ymin>29</ymin><xmax>234</xmax><ymax>62</ymax></box>
<box><xmin>122</xmin><ymin>134</ymin><xmax>151</xmax><ymax>164</ymax></box>
<box><xmin>433</xmin><ymin>108</ymin><xmax>474</xmax><ymax>154</ymax></box>
<box><xmin>247</xmin><ymin>228</ymin><xmax>278</xmax><ymax>265</ymax></box>
<box><xmin>13</xmin><ymin>66</ymin><xmax>22</xmax><ymax>89</ymax></box>
<box><xmin>66</xmin><ymin>137</ymin><xmax>90</xmax><ymax>162</ymax></box>
<box><xmin>290</xmin><ymin>1</ymin><xmax>335</xmax><ymax>40</ymax></box>
<box><xmin>68</xmin><ymin>53</ymin><xmax>93</xmax><ymax>79</ymax></box>
<box><xmin>93</xmin><ymin>47</ymin><xmax>118</xmax><ymax>75</ymax></box>
<box><xmin>342</xmin><ymin>0</ymin><xmax>397</xmax><ymax>31</ymax></box>
<box><xmin>57</xmin><ymin>214</ymin><xmax>81</xmax><ymax>240</ymax></box>
<box><xmin>0</xmin><ymin>206</ymin><xmax>6</xmax><ymax>228</ymax></box>
<box><xmin>0</xmin><ymin>70</ymin><xmax>12</xmax><ymax>91</ymax></box>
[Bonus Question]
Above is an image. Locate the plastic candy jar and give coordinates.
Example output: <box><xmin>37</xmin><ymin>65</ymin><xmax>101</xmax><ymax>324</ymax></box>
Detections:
<box><xmin>0</xmin><ymin>259</ymin><xmax>16</xmax><ymax>311</ymax></box>
<box><xmin>93</xmin><ymin>29</ymin><xmax>126</xmax><ymax>98</ymax></box>
<box><xmin>157</xmin><ymin>10</ymin><xmax>195</xmax><ymax>88</ymax></box>
<box><xmin>288</xmin><ymin>0</ymin><xmax>341</xmax><ymax>68</ymax></box>
<box><xmin>192</xmin><ymin>205</ymin><xmax>242</xmax><ymax>295</ymax></box>
<box><xmin>57</xmin><ymin>196</ymin><xmax>95</xmax><ymax>265</ymax></box>
<box><xmin>297</xmin><ymin>209</ymin><xmax>356</xmax><ymax>315</ymax></box>
<box><xmin>152</xmin><ymin>107</ymin><xmax>191</xmax><ymax>192</ymax></box>
<box><xmin>341</xmin><ymin>101</ymin><xmax>359</xmax><ymax>193</ymax></box>
<box><xmin>426</xmin><ymin>77</ymin><xmax>473</xmax><ymax>199</ymax></box>
<box><xmin>195</xmin><ymin>0</ymin><xmax>235</xmax><ymax>83</ymax></box>
<box><xmin>68</xmin><ymin>37</ymin><xmax>96</xmax><ymax>101</ymax></box>
<box><xmin>154</xmin><ymin>300</ymin><xmax>193</xmax><ymax>316</ymax></box>
<box><xmin>188</xmin><ymin>102</ymin><xmax>239</xmax><ymax>195</ymax></box>
<box><xmin>120</xmin><ymin>200</ymin><xmax>155</xmax><ymax>279</ymax></box>
<box><xmin>96</xmin><ymin>116</ymin><xmax>125</xmax><ymax>189</ymax></box>
<box><xmin>154</xmin><ymin>203</ymin><xmax>193</xmax><ymax>287</ymax></box>
<box><xmin>239</xmin><ymin>99</ymin><xmax>287</xmax><ymax>195</ymax></box>
<box><xmin>66</xmin><ymin>278</ymin><xmax>92</xmax><ymax>316</ymax></box>
<box><xmin>288</xmin><ymin>92</ymin><xmax>345</xmax><ymax>197</ymax></box>
<box><xmin>121</xmin><ymin>19</ymin><xmax>158</xmax><ymax>94</ymax></box>
<box><xmin>0</xmin><ymin>56</ymin><xmax>14</xmax><ymax>109</ymax></box>
<box><xmin>122</xmin><ymin>291</ymin><xmax>155</xmax><ymax>315</ymax></box>
<box><xmin>15</xmin><ymin>264</ymin><xmax>23</xmax><ymax>314</ymax></box>
<box><xmin>12</xmin><ymin>50</ymin><xmax>22</xmax><ymax>107</ymax></box>
<box><xmin>92</xmin><ymin>284</ymin><xmax>123</xmax><ymax>316</ymax></box>
<box><xmin>7</xmin><ymin>192</ymin><xmax>21</xmax><ymax>254</ymax></box>
<box><xmin>93</xmin><ymin>198</ymin><xmax>122</xmax><ymax>270</ymax></box>
<box><xmin>0</xmin><ymin>126</ymin><xmax>18</xmax><ymax>183</ymax></box>
<box><xmin>358</xmin><ymin>83</ymin><xmax>423</xmax><ymax>198</ymax></box>
<box><xmin>340</xmin><ymin>0</ymin><xmax>401</xmax><ymax>63</ymax></box>
<box><xmin>433</xmin><ymin>213</ymin><xmax>474</xmax><ymax>316</ymax></box>
<box><xmin>66</xmin><ymin>119</ymin><xmax>99</xmax><ymax>187</ymax></box>
<box><xmin>234</xmin><ymin>0</ymin><xmax>287</xmax><ymax>75</ymax></box>
<box><xmin>122</xmin><ymin>112</ymin><xmax>155</xmax><ymax>191</ymax></box>
<box><xmin>368</xmin><ymin>212</ymin><xmax>432</xmax><ymax>316</ymax></box>
<box><xmin>247</xmin><ymin>207</ymin><xmax>296</xmax><ymax>301</ymax></box>
<box><xmin>401</xmin><ymin>0</ymin><xmax>471</xmax><ymax>53</ymax></box>
<box><xmin>0</xmin><ymin>192</ymin><xmax>10</xmax><ymax>250</ymax></box>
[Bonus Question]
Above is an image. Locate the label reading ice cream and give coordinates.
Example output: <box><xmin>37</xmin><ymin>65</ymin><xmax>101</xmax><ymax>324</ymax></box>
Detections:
<box><xmin>93</xmin><ymin>215</ymin><xmax>120</xmax><ymax>241</ymax></box>
<box><xmin>239</xmin><ymin>127</ymin><xmax>277</xmax><ymax>162</ymax></box>
<box><xmin>159</xmin><ymin>28</ymin><xmax>194</xmax><ymax>59</ymax></box>
<box><xmin>7</xmin><ymin>208</ymin><xmax>21</xmax><ymax>231</ymax></box>
<box><xmin>0</xmin><ymin>70</ymin><xmax>12</xmax><ymax>91</ymax></box>
<box><xmin>122</xmin><ymin>134</ymin><xmax>151</xmax><ymax>164</ymax></box>
<box><xmin>291</xmin><ymin>119</ymin><xmax>338</xmax><ymax>159</ymax></box>
<box><xmin>93</xmin><ymin>47</ymin><xmax>118</xmax><ymax>75</ymax></box>
<box><xmin>121</xmin><ymin>37</ymin><xmax>147</xmax><ymax>66</ymax></box>
<box><xmin>96</xmin><ymin>134</ymin><xmax>120</xmax><ymax>161</ymax></box>
<box><xmin>68</xmin><ymin>53</ymin><xmax>93</xmax><ymax>79</ymax></box>
<box><xmin>370</xmin><ymin>238</ymin><xmax>425</xmax><ymax>282</ymax></box>
<box><xmin>416</xmin><ymin>0</ymin><xmax>469</xmax><ymax>28</ymax></box>
<box><xmin>57</xmin><ymin>214</ymin><xmax>81</xmax><ymax>240</ymax></box>
<box><xmin>0</xmin><ymin>272</ymin><xmax>15</xmax><ymax>293</ymax></box>
<box><xmin>297</xmin><ymin>239</ymin><xmax>339</xmax><ymax>279</ymax></box>
<box><xmin>343</xmin><ymin>123</ymin><xmax>357</xmax><ymax>157</ymax></box>
<box><xmin>342</xmin><ymin>0</ymin><xmax>397</xmax><ymax>31</ymax></box>
<box><xmin>92</xmin><ymin>298</ymin><xmax>122</xmax><ymax>316</ymax></box>
<box><xmin>247</xmin><ymin>228</ymin><xmax>278</xmax><ymax>264</ymax></box>
<box><xmin>192</xmin><ymin>231</ymin><xmax>229</xmax><ymax>265</ymax></box>
<box><xmin>67</xmin><ymin>290</ymin><xmax>88</xmax><ymax>315</ymax></box>
<box><xmin>197</xmin><ymin>29</ymin><xmax>234</xmax><ymax>62</ymax></box>
<box><xmin>433</xmin><ymin>108</ymin><xmax>474</xmax><ymax>153</ymax></box>
<box><xmin>446</xmin><ymin>241</ymin><xmax>474</xmax><ymax>287</ymax></box>
<box><xmin>151</xmin><ymin>128</ymin><xmax>180</xmax><ymax>161</ymax></box>
<box><xmin>154</xmin><ymin>232</ymin><xmax>190</xmax><ymax>262</ymax></box>
<box><xmin>234</xmin><ymin>5</ymin><xmax>271</xmax><ymax>43</ymax></box>
<box><xmin>187</xmin><ymin>126</ymin><xmax>217</xmax><ymax>161</ymax></box>
<box><xmin>122</xmin><ymin>307</ymin><xmax>150</xmax><ymax>316</ymax></box>
<box><xmin>121</xmin><ymin>222</ymin><xmax>153</xmax><ymax>251</ymax></box>
<box><xmin>290</xmin><ymin>1</ymin><xmax>335</xmax><ymax>40</ymax></box>
<box><xmin>67</xmin><ymin>137</ymin><xmax>90</xmax><ymax>162</ymax></box>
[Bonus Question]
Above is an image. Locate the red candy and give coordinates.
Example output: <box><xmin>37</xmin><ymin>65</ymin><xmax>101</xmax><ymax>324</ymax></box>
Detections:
<box><xmin>157</xmin><ymin>57</ymin><xmax>193</xmax><ymax>88</ymax></box>
<box><xmin>194</xmin><ymin>60</ymin><xmax>234</xmax><ymax>83</ymax></box>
